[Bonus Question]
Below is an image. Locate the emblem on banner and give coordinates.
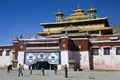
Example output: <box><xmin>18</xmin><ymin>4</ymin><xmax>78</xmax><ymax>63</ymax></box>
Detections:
<box><xmin>26</xmin><ymin>53</ymin><xmax>36</xmax><ymax>63</ymax></box>
<box><xmin>48</xmin><ymin>53</ymin><xmax>58</xmax><ymax>64</ymax></box>
<box><xmin>38</xmin><ymin>53</ymin><xmax>46</xmax><ymax>61</ymax></box>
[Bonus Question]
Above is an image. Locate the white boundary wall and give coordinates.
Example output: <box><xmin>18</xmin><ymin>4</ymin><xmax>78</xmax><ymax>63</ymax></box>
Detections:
<box><xmin>0</xmin><ymin>50</ymin><xmax>13</xmax><ymax>68</ymax></box>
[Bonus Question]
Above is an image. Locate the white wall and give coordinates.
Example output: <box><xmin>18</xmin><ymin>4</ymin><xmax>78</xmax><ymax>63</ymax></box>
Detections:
<box><xmin>58</xmin><ymin>51</ymin><xmax>90</xmax><ymax>70</ymax></box>
<box><xmin>0</xmin><ymin>50</ymin><xmax>13</xmax><ymax>68</ymax></box>
<box><xmin>58</xmin><ymin>51</ymin><xmax>68</xmax><ymax>70</ymax></box>
<box><xmin>93</xmin><ymin>47</ymin><xmax>120</xmax><ymax>70</ymax></box>
<box><xmin>79</xmin><ymin>51</ymin><xmax>90</xmax><ymax>70</ymax></box>
<box><xmin>17</xmin><ymin>51</ymin><xmax>28</xmax><ymax>69</ymax></box>
<box><xmin>69</xmin><ymin>51</ymin><xmax>90</xmax><ymax>70</ymax></box>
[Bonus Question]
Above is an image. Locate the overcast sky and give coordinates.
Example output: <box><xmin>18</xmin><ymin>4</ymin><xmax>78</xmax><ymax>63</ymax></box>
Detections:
<box><xmin>0</xmin><ymin>0</ymin><xmax>120</xmax><ymax>45</ymax></box>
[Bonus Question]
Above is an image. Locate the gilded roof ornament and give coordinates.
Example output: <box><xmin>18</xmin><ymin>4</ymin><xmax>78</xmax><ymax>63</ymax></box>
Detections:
<box><xmin>55</xmin><ymin>9</ymin><xmax>64</xmax><ymax>16</ymax></box>
<box><xmin>87</xmin><ymin>5</ymin><xmax>97</xmax><ymax>12</ymax></box>
<box><xmin>78</xmin><ymin>3</ymin><xmax>80</xmax><ymax>9</ymax></box>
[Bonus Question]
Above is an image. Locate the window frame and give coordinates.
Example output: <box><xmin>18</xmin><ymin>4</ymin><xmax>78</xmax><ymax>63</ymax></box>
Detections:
<box><xmin>6</xmin><ymin>50</ymin><xmax>10</xmax><ymax>56</ymax></box>
<box><xmin>92</xmin><ymin>48</ymin><xmax>99</xmax><ymax>55</ymax></box>
<box><xmin>116</xmin><ymin>47</ymin><xmax>120</xmax><ymax>55</ymax></box>
<box><xmin>104</xmin><ymin>47</ymin><xmax>110</xmax><ymax>55</ymax></box>
<box><xmin>0</xmin><ymin>50</ymin><xmax>3</xmax><ymax>56</ymax></box>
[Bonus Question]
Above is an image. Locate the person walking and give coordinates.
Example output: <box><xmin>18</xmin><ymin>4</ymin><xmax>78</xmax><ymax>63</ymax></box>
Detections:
<box><xmin>7</xmin><ymin>64</ymin><xmax>10</xmax><ymax>73</ymax></box>
<box><xmin>53</xmin><ymin>64</ymin><xmax>57</xmax><ymax>75</ymax></box>
<box><xmin>29</xmin><ymin>63</ymin><xmax>32</xmax><ymax>75</ymax></box>
<box><xmin>64</xmin><ymin>64</ymin><xmax>68</xmax><ymax>78</ymax></box>
<box><xmin>18</xmin><ymin>64</ymin><xmax>23</xmax><ymax>77</ymax></box>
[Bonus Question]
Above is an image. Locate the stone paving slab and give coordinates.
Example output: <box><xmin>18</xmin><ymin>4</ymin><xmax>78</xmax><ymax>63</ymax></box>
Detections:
<box><xmin>0</xmin><ymin>69</ymin><xmax>120</xmax><ymax>80</ymax></box>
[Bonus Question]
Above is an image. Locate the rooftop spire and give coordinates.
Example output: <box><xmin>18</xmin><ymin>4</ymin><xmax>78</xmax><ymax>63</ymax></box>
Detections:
<box><xmin>78</xmin><ymin>3</ymin><xmax>80</xmax><ymax>9</ymax></box>
<box><xmin>55</xmin><ymin>9</ymin><xmax>64</xmax><ymax>22</ymax></box>
<box><xmin>87</xmin><ymin>5</ymin><xmax>97</xmax><ymax>12</ymax></box>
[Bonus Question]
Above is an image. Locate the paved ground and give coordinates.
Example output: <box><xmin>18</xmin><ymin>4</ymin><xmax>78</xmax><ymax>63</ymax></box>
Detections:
<box><xmin>0</xmin><ymin>69</ymin><xmax>120</xmax><ymax>80</ymax></box>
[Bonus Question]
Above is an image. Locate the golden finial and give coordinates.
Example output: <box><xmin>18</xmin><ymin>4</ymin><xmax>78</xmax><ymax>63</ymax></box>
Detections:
<box><xmin>78</xmin><ymin>3</ymin><xmax>80</xmax><ymax>9</ymax></box>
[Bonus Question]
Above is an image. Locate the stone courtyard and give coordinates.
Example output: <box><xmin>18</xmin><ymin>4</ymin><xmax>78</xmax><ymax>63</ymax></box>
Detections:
<box><xmin>0</xmin><ymin>69</ymin><xmax>120</xmax><ymax>80</ymax></box>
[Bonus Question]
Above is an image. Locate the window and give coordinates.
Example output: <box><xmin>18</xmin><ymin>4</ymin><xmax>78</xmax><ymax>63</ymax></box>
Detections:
<box><xmin>104</xmin><ymin>48</ymin><xmax>110</xmax><ymax>55</ymax></box>
<box><xmin>116</xmin><ymin>47</ymin><xmax>120</xmax><ymax>55</ymax></box>
<box><xmin>6</xmin><ymin>50</ymin><xmax>10</xmax><ymax>56</ymax></box>
<box><xmin>92</xmin><ymin>48</ymin><xmax>98</xmax><ymax>55</ymax></box>
<box><xmin>0</xmin><ymin>50</ymin><xmax>3</xmax><ymax>56</ymax></box>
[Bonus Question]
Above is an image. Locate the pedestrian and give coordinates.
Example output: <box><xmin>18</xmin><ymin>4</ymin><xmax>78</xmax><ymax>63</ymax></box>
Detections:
<box><xmin>29</xmin><ymin>63</ymin><xmax>32</xmax><ymax>75</ymax></box>
<box><xmin>18</xmin><ymin>64</ymin><xmax>23</xmax><ymax>77</ymax></box>
<box><xmin>41</xmin><ymin>68</ymin><xmax>45</xmax><ymax>76</ymax></box>
<box><xmin>7</xmin><ymin>64</ymin><xmax>10</xmax><ymax>73</ymax></box>
<box><xmin>64</xmin><ymin>64</ymin><xmax>68</xmax><ymax>78</ymax></box>
<box><xmin>9</xmin><ymin>64</ymin><xmax>12</xmax><ymax>71</ymax></box>
<box><xmin>53</xmin><ymin>64</ymin><xmax>57</xmax><ymax>74</ymax></box>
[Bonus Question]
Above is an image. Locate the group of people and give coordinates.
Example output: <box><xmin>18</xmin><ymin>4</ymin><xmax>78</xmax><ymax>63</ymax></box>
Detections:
<box><xmin>7</xmin><ymin>63</ymin><xmax>68</xmax><ymax>78</ymax></box>
<box><xmin>7</xmin><ymin>63</ymin><xmax>24</xmax><ymax>77</ymax></box>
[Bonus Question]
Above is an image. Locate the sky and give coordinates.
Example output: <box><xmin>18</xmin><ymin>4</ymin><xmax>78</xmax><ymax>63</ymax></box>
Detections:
<box><xmin>0</xmin><ymin>0</ymin><xmax>120</xmax><ymax>45</ymax></box>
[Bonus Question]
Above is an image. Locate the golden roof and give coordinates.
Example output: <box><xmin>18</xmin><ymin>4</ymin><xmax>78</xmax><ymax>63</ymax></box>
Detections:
<box><xmin>63</xmin><ymin>4</ymin><xmax>87</xmax><ymax>21</ymax></box>
<box><xmin>40</xmin><ymin>17</ymin><xmax>108</xmax><ymax>25</ymax></box>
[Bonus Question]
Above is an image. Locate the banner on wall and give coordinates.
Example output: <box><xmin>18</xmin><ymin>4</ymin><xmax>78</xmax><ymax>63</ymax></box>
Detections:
<box><xmin>25</xmin><ymin>52</ymin><xmax>60</xmax><ymax>64</ymax></box>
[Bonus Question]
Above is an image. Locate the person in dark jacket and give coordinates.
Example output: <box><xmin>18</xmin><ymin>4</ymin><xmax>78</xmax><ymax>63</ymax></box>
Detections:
<box><xmin>53</xmin><ymin>64</ymin><xmax>57</xmax><ymax>74</ymax></box>
<box><xmin>64</xmin><ymin>64</ymin><xmax>68</xmax><ymax>78</ymax></box>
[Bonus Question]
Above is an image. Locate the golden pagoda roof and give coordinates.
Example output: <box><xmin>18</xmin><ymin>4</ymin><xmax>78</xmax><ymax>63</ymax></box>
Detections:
<box><xmin>35</xmin><ymin>26</ymin><xmax>112</xmax><ymax>36</ymax></box>
<box><xmin>62</xmin><ymin>4</ymin><xmax>87</xmax><ymax>21</ymax></box>
<box><xmin>40</xmin><ymin>17</ymin><xmax>108</xmax><ymax>25</ymax></box>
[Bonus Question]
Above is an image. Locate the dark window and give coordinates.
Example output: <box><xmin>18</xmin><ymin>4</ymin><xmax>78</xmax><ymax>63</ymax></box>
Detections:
<box><xmin>0</xmin><ymin>50</ymin><xmax>3</xmax><ymax>56</ymax></box>
<box><xmin>6</xmin><ymin>50</ymin><xmax>10</xmax><ymax>56</ymax></box>
<box><xmin>104</xmin><ymin>48</ymin><xmax>110</xmax><ymax>55</ymax></box>
<box><xmin>92</xmin><ymin>48</ymin><xmax>98</xmax><ymax>55</ymax></box>
<box><xmin>116</xmin><ymin>47</ymin><xmax>120</xmax><ymax>55</ymax></box>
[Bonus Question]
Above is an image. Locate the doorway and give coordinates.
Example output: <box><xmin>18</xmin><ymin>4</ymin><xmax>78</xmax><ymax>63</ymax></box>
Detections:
<box><xmin>32</xmin><ymin>61</ymin><xmax>50</xmax><ymax>70</ymax></box>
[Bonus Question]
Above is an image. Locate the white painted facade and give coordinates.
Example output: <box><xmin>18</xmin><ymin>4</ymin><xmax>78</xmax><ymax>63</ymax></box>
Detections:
<box><xmin>17</xmin><ymin>51</ymin><xmax>28</xmax><ymax>69</ymax></box>
<box><xmin>79</xmin><ymin>51</ymin><xmax>90</xmax><ymax>70</ymax></box>
<box><xmin>92</xmin><ymin>47</ymin><xmax>120</xmax><ymax>70</ymax></box>
<box><xmin>58</xmin><ymin>50</ymin><xmax>69</xmax><ymax>70</ymax></box>
<box><xmin>0</xmin><ymin>49</ymin><xmax>13</xmax><ymax>68</ymax></box>
<box><xmin>16</xmin><ymin>46</ymin><xmax>120</xmax><ymax>70</ymax></box>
